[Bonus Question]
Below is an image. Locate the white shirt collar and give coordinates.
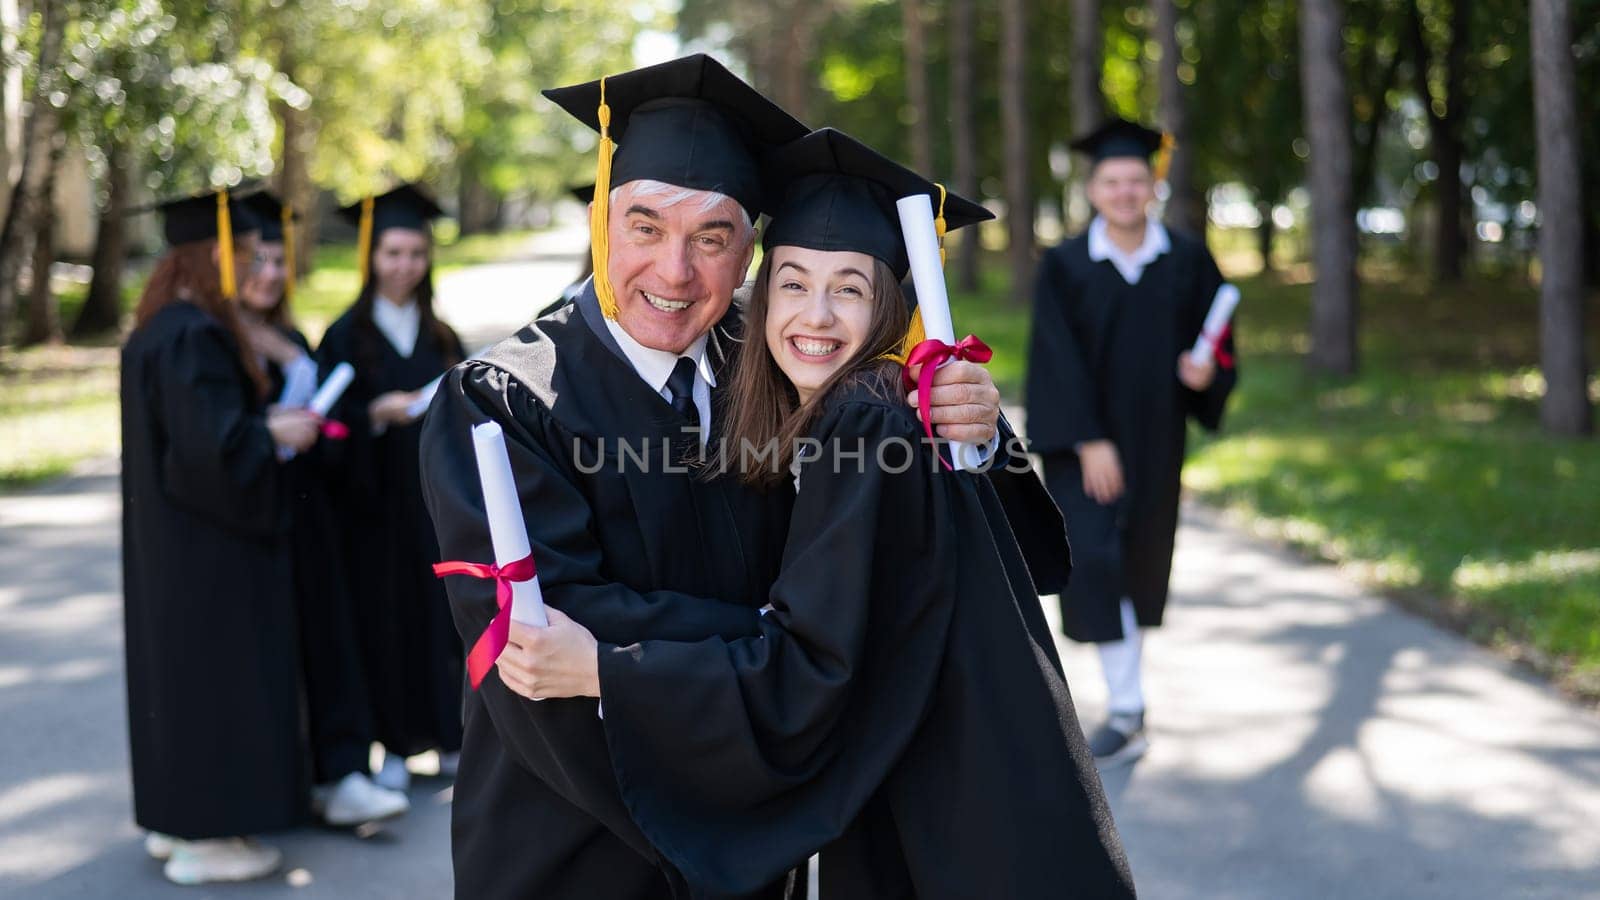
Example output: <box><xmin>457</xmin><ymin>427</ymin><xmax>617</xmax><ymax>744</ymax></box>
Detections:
<box><xmin>601</xmin><ymin>317</ymin><xmax>717</xmax><ymax>393</ymax></box>
<box><xmin>1087</xmin><ymin>215</ymin><xmax>1170</xmax><ymax>285</ymax></box>
<box><xmin>372</xmin><ymin>295</ymin><xmax>421</xmax><ymax>357</ymax></box>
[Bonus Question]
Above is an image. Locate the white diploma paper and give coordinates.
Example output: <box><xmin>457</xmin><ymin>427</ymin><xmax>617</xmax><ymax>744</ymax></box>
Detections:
<box><xmin>276</xmin><ymin>355</ymin><xmax>320</xmax><ymax>410</ymax></box>
<box><xmin>896</xmin><ymin>194</ymin><xmax>985</xmax><ymax>472</ymax></box>
<box><xmin>310</xmin><ymin>362</ymin><xmax>356</xmax><ymax>417</ymax></box>
<box><xmin>1188</xmin><ymin>283</ymin><xmax>1241</xmax><ymax>367</ymax></box>
<box><xmin>407</xmin><ymin>374</ymin><xmax>443</xmax><ymax>420</ymax></box>
<box><xmin>471</xmin><ymin>421</ymin><xmax>547</xmax><ymax>627</ymax></box>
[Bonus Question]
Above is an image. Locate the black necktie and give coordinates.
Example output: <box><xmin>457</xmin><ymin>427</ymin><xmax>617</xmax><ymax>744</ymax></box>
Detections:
<box><xmin>666</xmin><ymin>356</ymin><xmax>700</xmax><ymax>426</ymax></box>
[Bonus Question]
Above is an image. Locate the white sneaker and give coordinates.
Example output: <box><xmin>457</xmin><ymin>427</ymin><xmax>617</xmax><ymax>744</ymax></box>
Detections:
<box><xmin>162</xmin><ymin>837</ymin><xmax>281</xmax><ymax>885</ymax></box>
<box><xmin>313</xmin><ymin>772</ymin><xmax>410</xmax><ymax>826</ymax></box>
<box><xmin>372</xmin><ymin>753</ymin><xmax>411</xmax><ymax>792</ymax></box>
<box><xmin>143</xmin><ymin>831</ymin><xmax>176</xmax><ymax>860</ymax></box>
<box><xmin>437</xmin><ymin>751</ymin><xmax>461</xmax><ymax>778</ymax></box>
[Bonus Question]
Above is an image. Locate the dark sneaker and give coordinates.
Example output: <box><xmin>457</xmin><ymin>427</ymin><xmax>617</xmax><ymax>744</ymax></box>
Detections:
<box><xmin>1088</xmin><ymin>711</ymin><xmax>1148</xmax><ymax>767</ymax></box>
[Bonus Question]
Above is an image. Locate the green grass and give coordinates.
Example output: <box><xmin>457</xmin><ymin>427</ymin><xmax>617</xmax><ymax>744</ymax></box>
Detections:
<box><xmin>0</xmin><ymin>229</ymin><xmax>545</xmax><ymax>490</ymax></box>
<box><xmin>951</xmin><ymin>250</ymin><xmax>1600</xmax><ymax>696</ymax></box>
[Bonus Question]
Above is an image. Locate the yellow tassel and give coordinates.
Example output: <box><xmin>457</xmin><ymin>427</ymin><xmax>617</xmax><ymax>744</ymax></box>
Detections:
<box><xmin>590</xmin><ymin>76</ymin><xmax>620</xmax><ymax>320</ymax></box>
<box><xmin>1154</xmin><ymin>132</ymin><xmax>1177</xmax><ymax>183</ymax></box>
<box><xmin>281</xmin><ymin>203</ymin><xmax>296</xmax><ymax>305</ymax></box>
<box><xmin>217</xmin><ymin>190</ymin><xmax>236</xmax><ymax>299</ymax></box>
<box><xmin>934</xmin><ymin>182</ymin><xmax>948</xmax><ymax>268</ymax></box>
<box><xmin>356</xmin><ymin>196</ymin><xmax>375</xmax><ymax>285</ymax></box>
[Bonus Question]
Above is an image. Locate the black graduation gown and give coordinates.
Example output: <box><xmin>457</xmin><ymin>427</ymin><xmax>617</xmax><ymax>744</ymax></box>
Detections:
<box><xmin>317</xmin><ymin>305</ymin><xmax>466</xmax><ymax>757</ymax></box>
<box><xmin>120</xmin><ymin>301</ymin><xmax>307</xmax><ymax>838</ymax></box>
<box><xmin>266</xmin><ymin>327</ymin><xmax>375</xmax><ymax>784</ymax></box>
<box><xmin>592</xmin><ymin>371</ymin><xmax>1135</xmax><ymax>899</ymax></box>
<box><xmin>1024</xmin><ymin>227</ymin><xmax>1238</xmax><ymax>642</ymax></box>
<box><xmin>418</xmin><ymin>288</ymin><xmax>797</xmax><ymax>900</ymax></box>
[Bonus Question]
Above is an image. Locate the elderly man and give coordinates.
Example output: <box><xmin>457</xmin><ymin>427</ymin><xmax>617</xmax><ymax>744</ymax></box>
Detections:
<box><xmin>420</xmin><ymin>55</ymin><xmax>1041</xmax><ymax>900</ymax></box>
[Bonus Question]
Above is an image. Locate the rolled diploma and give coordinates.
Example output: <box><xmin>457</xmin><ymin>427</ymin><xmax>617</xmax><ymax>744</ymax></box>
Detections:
<box><xmin>896</xmin><ymin>194</ymin><xmax>984</xmax><ymax>471</ymax></box>
<box><xmin>406</xmin><ymin>374</ymin><xmax>443</xmax><ymax>419</ymax></box>
<box><xmin>310</xmin><ymin>362</ymin><xmax>356</xmax><ymax>417</ymax></box>
<box><xmin>1188</xmin><ymin>284</ymin><xmax>1240</xmax><ymax>367</ymax></box>
<box><xmin>472</xmin><ymin>421</ymin><xmax>547</xmax><ymax>627</ymax></box>
<box><xmin>277</xmin><ymin>356</ymin><xmax>319</xmax><ymax>409</ymax></box>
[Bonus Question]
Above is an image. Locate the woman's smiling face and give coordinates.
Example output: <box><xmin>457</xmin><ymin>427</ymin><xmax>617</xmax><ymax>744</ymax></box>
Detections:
<box><xmin>763</xmin><ymin>245</ymin><xmax>879</xmax><ymax>404</ymax></box>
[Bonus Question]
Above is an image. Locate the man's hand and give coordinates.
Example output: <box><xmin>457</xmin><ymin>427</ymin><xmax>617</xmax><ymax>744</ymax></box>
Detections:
<box><xmin>495</xmin><ymin>608</ymin><xmax>601</xmax><ymax>701</ymax></box>
<box><xmin>1177</xmin><ymin>353</ymin><xmax>1217</xmax><ymax>391</ymax></box>
<box><xmin>905</xmin><ymin>359</ymin><xmax>1001</xmax><ymax>445</ymax></box>
<box><xmin>1078</xmin><ymin>439</ymin><xmax>1124</xmax><ymax>505</ymax></box>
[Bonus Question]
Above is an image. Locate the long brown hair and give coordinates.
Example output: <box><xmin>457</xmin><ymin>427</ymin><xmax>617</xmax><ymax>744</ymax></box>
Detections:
<box><xmin>134</xmin><ymin>238</ymin><xmax>270</xmax><ymax>397</ymax></box>
<box><xmin>718</xmin><ymin>252</ymin><xmax>909</xmax><ymax>487</ymax></box>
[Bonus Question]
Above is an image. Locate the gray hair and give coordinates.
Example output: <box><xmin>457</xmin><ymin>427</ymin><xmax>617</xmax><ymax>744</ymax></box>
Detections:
<box><xmin>610</xmin><ymin>179</ymin><xmax>756</xmax><ymax>247</ymax></box>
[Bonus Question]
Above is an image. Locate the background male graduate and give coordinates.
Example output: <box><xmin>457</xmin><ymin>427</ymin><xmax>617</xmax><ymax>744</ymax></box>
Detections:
<box><xmin>419</xmin><ymin>54</ymin><xmax>1008</xmax><ymax>900</ymax></box>
<box><xmin>1024</xmin><ymin>118</ymin><xmax>1239</xmax><ymax>766</ymax></box>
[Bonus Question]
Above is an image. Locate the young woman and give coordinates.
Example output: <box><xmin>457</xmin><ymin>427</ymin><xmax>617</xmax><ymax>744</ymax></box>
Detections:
<box><xmin>317</xmin><ymin>184</ymin><xmax>466</xmax><ymax>791</ymax></box>
<box><xmin>121</xmin><ymin>191</ymin><xmax>320</xmax><ymax>884</ymax></box>
<box><xmin>500</xmin><ymin>130</ymin><xmax>1136</xmax><ymax>898</ymax></box>
<box><xmin>235</xmin><ymin>191</ymin><xmax>410</xmax><ymax>826</ymax></box>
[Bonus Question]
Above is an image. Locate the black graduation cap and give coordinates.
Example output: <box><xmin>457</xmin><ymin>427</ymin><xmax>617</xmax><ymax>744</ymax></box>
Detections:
<box><xmin>152</xmin><ymin>188</ymin><xmax>261</xmax><ymax>246</ymax></box>
<box><xmin>1070</xmin><ymin>118</ymin><xmax>1168</xmax><ymax>168</ymax></box>
<box><xmin>240</xmin><ymin>190</ymin><xmax>294</xmax><ymax>243</ymax></box>
<box><xmin>336</xmin><ymin>183</ymin><xmax>445</xmax><ymax>283</ymax></box>
<box><xmin>542</xmin><ymin>53</ymin><xmax>808</xmax><ymax>220</ymax></box>
<box><xmin>761</xmin><ymin>128</ymin><xmax>991</xmax><ymax>282</ymax></box>
<box><xmin>569</xmin><ymin>184</ymin><xmax>595</xmax><ymax>205</ymax></box>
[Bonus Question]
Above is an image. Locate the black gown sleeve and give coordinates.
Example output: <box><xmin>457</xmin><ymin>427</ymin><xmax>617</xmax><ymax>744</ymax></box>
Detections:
<box><xmin>1184</xmin><ymin>247</ymin><xmax>1238</xmax><ymax>431</ymax></box>
<box><xmin>982</xmin><ymin>413</ymin><xmax>1072</xmax><ymax>596</ymax></box>
<box><xmin>153</xmin><ymin>317</ymin><xmax>284</xmax><ymax>536</ymax></box>
<box><xmin>1024</xmin><ymin>249</ymin><xmax>1106</xmax><ymax>456</ymax></box>
<box><xmin>592</xmin><ymin>399</ymin><xmax>958</xmax><ymax>898</ymax></box>
<box><xmin>418</xmin><ymin>361</ymin><xmax>767</xmax><ymax>858</ymax></box>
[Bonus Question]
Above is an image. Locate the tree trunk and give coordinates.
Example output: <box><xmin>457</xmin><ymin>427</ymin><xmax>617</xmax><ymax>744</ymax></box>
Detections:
<box><xmin>1406</xmin><ymin>0</ymin><xmax>1470</xmax><ymax>283</ymax></box>
<box><xmin>0</xmin><ymin>0</ymin><xmax>64</xmax><ymax>348</ymax></box>
<box><xmin>1256</xmin><ymin>199</ymin><xmax>1276</xmax><ymax>274</ymax></box>
<box><xmin>950</xmin><ymin>0</ymin><xmax>981</xmax><ymax>292</ymax></box>
<box><xmin>21</xmin><ymin>133</ymin><xmax>64</xmax><ymax>345</ymax></box>
<box><xmin>73</xmin><ymin>138</ymin><xmax>130</xmax><ymax>337</ymax></box>
<box><xmin>1298</xmin><ymin>0</ymin><xmax>1360</xmax><ymax>375</ymax></box>
<box><xmin>1068</xmin><ymin>0</ymin><xmax>1105</xmax><ymax>232</ymax></box>
<box><xmin>902</xmin><ymin>0</ymin><xmax>933</xmax><ymax>177</ymax></box>
<box><xmin>1071</xmin><ymin>0</ymin><xmax>1105</xmax><ymax>135</ymax></box>
<box><xmin>999</xmin><ymin>0</ymin><xmax>1034</xmax><ymax>301</ymax></box>
<box><xmin>1153</xmin><ymin>0</ymin><xmax>1204</xmax><ymax>236</ymax></box>
<box><xmin>457</xmin><ymin>162</ymin><xmax>502</xmax><ymax>235</ymax></box>
<box><xmin>1531</xmin><ymin>0</ymin><xmax>1591</xmax><ymax>435</ymax></box>
<box><xmin>1351</xmin><ymin>37</ymin><xmax>1403</xmax><ymax>208</ymax></box>
<box><xmin>273</xmin><ymin>40</ymin><xmax>318</xmax><ymax>279</ymax></box>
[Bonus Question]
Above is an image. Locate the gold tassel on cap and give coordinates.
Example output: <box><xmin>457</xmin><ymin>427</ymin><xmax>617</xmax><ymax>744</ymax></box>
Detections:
<box><xmin>356</xmin><ymin>195</ymin><xmax>375</xmax><ymax>285</ymax></box>
<box><xmin>1154</xmin><ymin>132</ymin><xmax>1177</xmax><ymax>182</ymax></box>
<box><xmin>282</xmin><ymin>203</ymin><xmax>297</xmax><ymax>304</ymax></box>
<box><xmin>217</xmin><ymin>190</ymin><xmax>236</xmax><ymax>299</ymax></box>
<box><xmin>590</xmin><ymin>76</ymin><xmax>620</xmax><ymax>319</ymax></box>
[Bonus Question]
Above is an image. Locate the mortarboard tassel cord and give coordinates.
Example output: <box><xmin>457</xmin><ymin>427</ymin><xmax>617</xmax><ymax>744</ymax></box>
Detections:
<box><xmin>1154</xmin><ymin>132</ymin><xmax>1177</xmax><ymax>183</ymax></box>
<box><xmin>591</xmin><ymin>76</ymin><xmax>621</xmax><ymax>320</ymax></box>
<box><xmin>282</xmin><ymin>203</ymin><xmax>296</xmax><ymax>304</ymax></box>
<box><xmin>216</xmin><ymin>190</ymin><xmax>236</xmax><ymax>299</ymax></box>
<box><xmin>356</xmin><ymin>195</ymin><xmax>375</xmax><ymax>285</ymax></box>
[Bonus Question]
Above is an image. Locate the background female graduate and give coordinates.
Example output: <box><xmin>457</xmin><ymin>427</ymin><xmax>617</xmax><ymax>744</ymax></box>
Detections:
<box><xmin>120</xmin><ymin>189</ymin><xmax>321</xmax><ymax>884</ymax></box>
<box><xmin>499</xmin><ymin>129</ymin><xmax>1136</xmax><ymax>899</ymax></box>
<box><xmin>236</xmin><ymin>191</ymin><xmax>410</xmax><ymax>826</ymax></box>
<box><xmin>1023</xmin><ymin>118</ymin><xmax>1239</xmax><ymax>765</ymax></box>
<box><xmin>318</xmin><ymin>184</ymin><xmax>467</xmax><ymax>791</ymax></box>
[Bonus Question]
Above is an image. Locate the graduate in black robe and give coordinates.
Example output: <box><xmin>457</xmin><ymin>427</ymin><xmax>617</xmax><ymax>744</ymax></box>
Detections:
<box><xmin>1024</xmin><ymin>118</ymin><xmax>1238</xmax><ymax>763</ymax></box>
<box><xmin>496</xmin><ymin>127</ymin><xmax>1132</xmax><ymax>899</ymax></box>
<box><xmin>237</xmin><ymin>191</ymin><xmax>408</xmax><ymax>825</ymax></box>
<box><xmin>317</xmin><ymin>184</ymin><xmax>467</xmax><ymax>787</ymax></box>
<box><xmin>121</xmin><ymin>189</ymin><xmax>319</xmax><ymax>883</ymax></box>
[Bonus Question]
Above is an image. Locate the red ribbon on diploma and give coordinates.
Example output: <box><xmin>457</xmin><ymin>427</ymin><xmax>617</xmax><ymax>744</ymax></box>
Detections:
<box><xmin>320</xmin><ymin>420</ymin><xmax>350</xmax><ymax>440</ymax></box>
<box><xmin>901</xmin><ymin>335</ymin><xmax>994</xmax><ymax>471</ymax></box>
<box><xmin>433</xmin><ymin>554</ymin><xmax>537</xmax><ymax>689</ymax></box>
<box><xmin>1198</xmin><ymin>323</ymin><xmax>1235</xmax><ymax>370</ymax></box>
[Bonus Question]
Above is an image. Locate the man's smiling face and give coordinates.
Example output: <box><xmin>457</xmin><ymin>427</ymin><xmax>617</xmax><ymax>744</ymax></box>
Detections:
<box><xmin>604</xmin><ymin>180</ymin><xmax>756</xmax><ymax>354</ymax></box>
